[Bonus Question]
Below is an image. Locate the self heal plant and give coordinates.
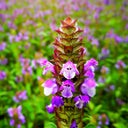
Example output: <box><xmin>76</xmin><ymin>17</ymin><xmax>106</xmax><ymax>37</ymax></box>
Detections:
<box><xmin>41</xmin><ymin>17</ymin><xmax>98</xmax><ymax>128</ymax></box>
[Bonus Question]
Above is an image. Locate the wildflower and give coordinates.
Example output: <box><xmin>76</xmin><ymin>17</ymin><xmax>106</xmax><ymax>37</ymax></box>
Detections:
<box><xmin>0</xmin><ymin>42</ymin><xmax>6</xmax><ymax>51</ymax></box>
<box><xmin>70</xmin><ymin>121</ymin><xmax>78</xmax><ymax>128</ymax></box>
<box><xmin>60</xmin><ymin>60</ymin><xmax>79</xmax><ymax>79</ymax></box>
<box><xmin>0</xmin><ymin>70</ymin><xmax>6</xmax><ymax>80</ymax></box>
<box><xmin>7</xmin><ymin>106</ymin><xmax>25</xmax><ymax>128</ymax></box>
<box><xmin>46</xmin><ymin>104</ymin><xmax>54</xmax><ymax>113</ymax></box>
<box><xmin>0</xmin><ymin>57</ymin><xmax>8</xmax><ymax>65</ymax></box>
<box><xmin>81</xmin><ymin>82</ymin><xmax>96</xmax><ymax>97</ymax></box>
<box><xmin>13</xmin><ymin>91</ymin><xmax>28</xmax><ymax>103</ymax></box>
<box><xmin>115</xmin><ymin>60</ymin><xmax>126</xmax><ymax>69</ymax></box>
<box><xmin>51</xmin><ymin>96</ymin><xmax>64</xmax><ymax>107</ymax></box>
<box><xmin>59</xmin><ymin>80</ymin><xmax>75</xmax><ymax>98</ymax></box>
<box><xmin>41</xmin><ymin>79</ymin><xmax>58</xmax><ymax>96</ymax></box>
<box><xmin>74</xmin><ymin>95</ymin><xmax>89</xmax><ymax>109</ymax></box>
<box><xmin>15</xmin><ymin>76</ymin><xmax>23</xmax><ymax>83</ymax></box>
<box><xmin>97</xmin><ymin>114</ymin><xmax>109</xmax><ymax>128</ymax></box>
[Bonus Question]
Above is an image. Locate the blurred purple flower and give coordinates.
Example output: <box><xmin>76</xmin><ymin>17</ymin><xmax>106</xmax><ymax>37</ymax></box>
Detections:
<box><xmin>98</xmin><ymin>76</ymin><xmax>105</xmax><ymax>83</ymax></box>
<box><xmin>0</xmin><ymin>25</ymin><xmax>3</xmax><ymax>32</ymax></box>
<box><xmin>0</xmin><ymin>13</ymin><xmax>6</xmax><ymax>22</ymax></box>
<box><xmin>91</xmin><ymin>38</ymin><xmax>99</xmax><ymax>47</ymax></box>
<box><xmin>22</xmin><ymin>66</ymin><xmax>33</xmax><ymax>75</ymax></box>
<box><xmin>21</xmin><ymin>58</ymin><xmax>30</xmax><ymax>67</ymax></box>
<box><xmin>115</xmin><ymin>60</ymin><xmax>126</xmax><ymax>69</ymax></box>
<box><xmin>8</xmin><ymin>21</ymin><xmax>17</xmax><ymax>30</ymax></box>
<box><xmin>50</xmin><ymin>22</ymin><xmax>58</xmax><ymax>31</ymax></box>
<box><xmin>125</xmin><ymin>36</ymin><xmax>128</xmax><ymax>43</ymax></box>
<box><xmin>13</xmin><ymin>91</ymin><xmax>28</xmax><ymax>103</ymax></box>
<box><xmin>0</xmin><ymin>42</ymin><xmax>6</xmax><ymax>51</ymax></box>
<box><xmin>101</xmin><ymin>66</ymin><xmax>109</xmax><ymax>74</ymax></box>
<box><xmin>15</xmin><ymin>76</ymin><xmax>23</xmax><ymax>83</ymax></box>
<box><xmin>7</xmin><ymin>106</ymin><xmax>25</xmax><ymax>127</ymax></box>
<box><xmin>125</xmin><ymin>23</ymin><xmax>128</xmax><ymax>29</ymax></box>
<box><xmin>116</xmin><ymin>98</ymin><xmax>124</xmax><ymax>105</ymax></box>
<box><xmin>115</xmin><ymin>35</ymin><xmax>123</xmax><ymax>43</ymax></box>
<box><xmin>103</xmin><ymin>0</ymin><xmax>111</xmax><ymax>5</ymax></box>
<box><xmin>0</xmin><ymin>1</ymin><xmax>8</xmax><ymax>10</ymax></box>
<box><xmin>0</xmin><ymin>70</ymin><xmax>6</xmax><ymax>80</ymax></box>
<box><xmin>93</xmin><ymin>11</ymin><xmax>99</xmax><ymax>19</ymax></box>
<box><xmin>0</xmin><ymin>58</ymin><xmax>8</xmax><ymax>65</ymax></box>
<box><xmin>98</xmin><ymin>114</ymin><xmax>109</xmax><ymax>126</ymax></box>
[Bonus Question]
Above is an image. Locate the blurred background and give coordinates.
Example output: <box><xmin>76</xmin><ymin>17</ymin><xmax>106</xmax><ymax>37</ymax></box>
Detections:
<box><xmin>0</xmin><ymin>0</ymin><xmax>128</xmax><ymax>128</ymax></box>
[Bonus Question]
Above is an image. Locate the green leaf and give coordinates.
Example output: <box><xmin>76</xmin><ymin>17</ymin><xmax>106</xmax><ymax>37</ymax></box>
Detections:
<box><xmin>84</xmin><ymin>123</ymin><xmax>96</xmax><ymax>128</ymax></box>
<box><xmin>93</xmin><ymin>104</ymin><xmax>102</xmax><ymax>114</ymax></box>
<box><xmin>44</xmin><ymin>122</ymin><xmax>57</xmax><ymax>128</ymax></box>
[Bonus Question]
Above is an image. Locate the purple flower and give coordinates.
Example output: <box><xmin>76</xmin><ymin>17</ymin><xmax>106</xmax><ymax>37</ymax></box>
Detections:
<box><xmin>60</xmin><ymin>60</ymin><xmax>79</xmax><ymax>79</ymax></box>
<box><xmin>74</xmin><ymin>95</ymin><xmax>89</xmax><ymax>109</ymax></box>
<box><xmin>7</xmin><ymin>106</ymin><xmax>25</xmax><ymax>127</ymax></box>
<box><xmin>84</xmin><ymin>70</ymin><xmax>95</xmax><ymax>79</ymax></box>
<box><xmin>22</xmin><ymin>66</ymin><xmax>33</xmax><ymax>75</ymax></box>
<box><xmin>98</xmin><ymin>76</ymin><xmax>105</xmax><ymax>83</ymax></box>
<box><xmin>70</xmin><ymin>121</ymin><xmax>78</xmax><ymax>128</ymax></box>
<box><xmin>91</xmin><ymin>38</ymin><xmax>99</xmax><ymax>47</ymax></box>
<box><xmin>125</xmin><ymin>36</ymin><xmax>128</xmax><ymax>43</ymax></box>
<box><xmin>115</xmin><ymin>35</ymin><xmax>123</xmax><ymax>43</ymax></box>
<box><xmin>115</xmin><ymin>60</ymin><xmax>126</xmax><ymax>69</ymax></box>
<box><xmin>125</xmin><ymin>23</ymin><xmax>128</xmax><ymax>29</ymax></box>
<box><xmin>50</xmin><ymin>22</ymin><xmax>58</xmax><ymax>31</ymax></box>
<box><xmin>41</xmin><ymin>79</ymin><xmax>58</xmax><ymax>96</ymax></box>
<box><xmin>84</xmin><ymin>59</ymin><xmax>98</xmax><ymax>69</ymax></box>
<box><xmin>100</xmin><ymin>66</ymin><xmax>109</xmax><ymax>74</ymax></box>
<box><xmin>46</xmin><ymin>104</ymin><xmax>54</xmax><ymax>113</ymax></box>
<box><xmin>116</xmin><ymin>98</ymin><xmax>124</xmax><ymax>105</ymax></box>
<box><xmin>93</xmin><ymin>11</ymin><xmax>99</xmax><ymax>19</ymax></box>
<box><xmin>41</xmin><ymin>59</ymin><xmax>55</xmax><ymax>75</ymax></box>
<box><xmin>0</xmin><ymin>42</ymin><xmax>6</xmax><ymax>51</ymax></box>
<box><xmin>103</xmin><ymin>0</ymin><xmax>111</xmax><ymax>5</ymax></box>
<box><xmin>51</xmin><ymin>96</ymin><xmax>64</xmax><ymax>107</ymax></box>
<box><xmin>15</xmin><ymin>76</ymin><xmax>23</xmax><ymax>83</ymax></box>
<box><xmin>98</xmin><ymin>114</ymin><xmax>109</xmax><ymax>126</ymax></box>
<box><xmin>0</xmin><ymin>71</ymin><xmax>6</xmax><ymax>80</ymax></box>
<box><xmin>81</xmin><ymin>82</ymin><xmax>96</xmax><ymax>97</ymax></box>
<box><xmin>101</xmin><ymin>48</ymin><xmax>109</xmax><ymax>56</ymax></box>
<box><xmin>83</xmin><ymin>79</ymin><xmax>97</xmax><ymax>88</ymax></box>
<box><xmin>109</xmin><ymin>85</ymin><xmax>115</xmax><ymax>90</ymax></box>
<box><xmin>13</xmin><ymin>91</ymin><xmax>28</xmax><ymax>103</ymax></box>
<box><xmin>59</xmin><ymin>80</ymin><xmax>75</xmax><ymax>98</ymax></box>
<box><xmin>21</xmin><ymin>58</ymin><xmax>30</xmax><ymax>67</ymax></box>
<box><xmin>0</xmin><ymin>57</ymin><xmax>8</xmax><ymax>65</ymax></box>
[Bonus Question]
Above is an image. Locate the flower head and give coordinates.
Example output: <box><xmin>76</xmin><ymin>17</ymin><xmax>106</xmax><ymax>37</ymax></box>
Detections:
<box><xmin>115</xmin><ymin>60</ymin><xmax>126</xmax><ymax>69</ymax></box>
<box><xmin>59</xmin><ymin>80</ymin><xmax>75</xmax><ymax>98</ymax></box>
<box><xmin>7</xmin><ymin>106</ymin><xmax>25</xmax><ymax>127</ymax></box>
<box><xmin>13</xmin><ymin>91</ymin><xmax>28</xmax><ymax>103</ymax></box>
<box><xmin>60</xmin><ymin>60</ymin><xmax>79</xmax><ymax>79</ymax></box>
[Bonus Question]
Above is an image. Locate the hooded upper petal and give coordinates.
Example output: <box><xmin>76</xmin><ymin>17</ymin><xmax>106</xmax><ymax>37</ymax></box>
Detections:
<box><xmin>60</xmin><ymin>60</ymin><xmax>79</xmax><ymax>79</ymax></box>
